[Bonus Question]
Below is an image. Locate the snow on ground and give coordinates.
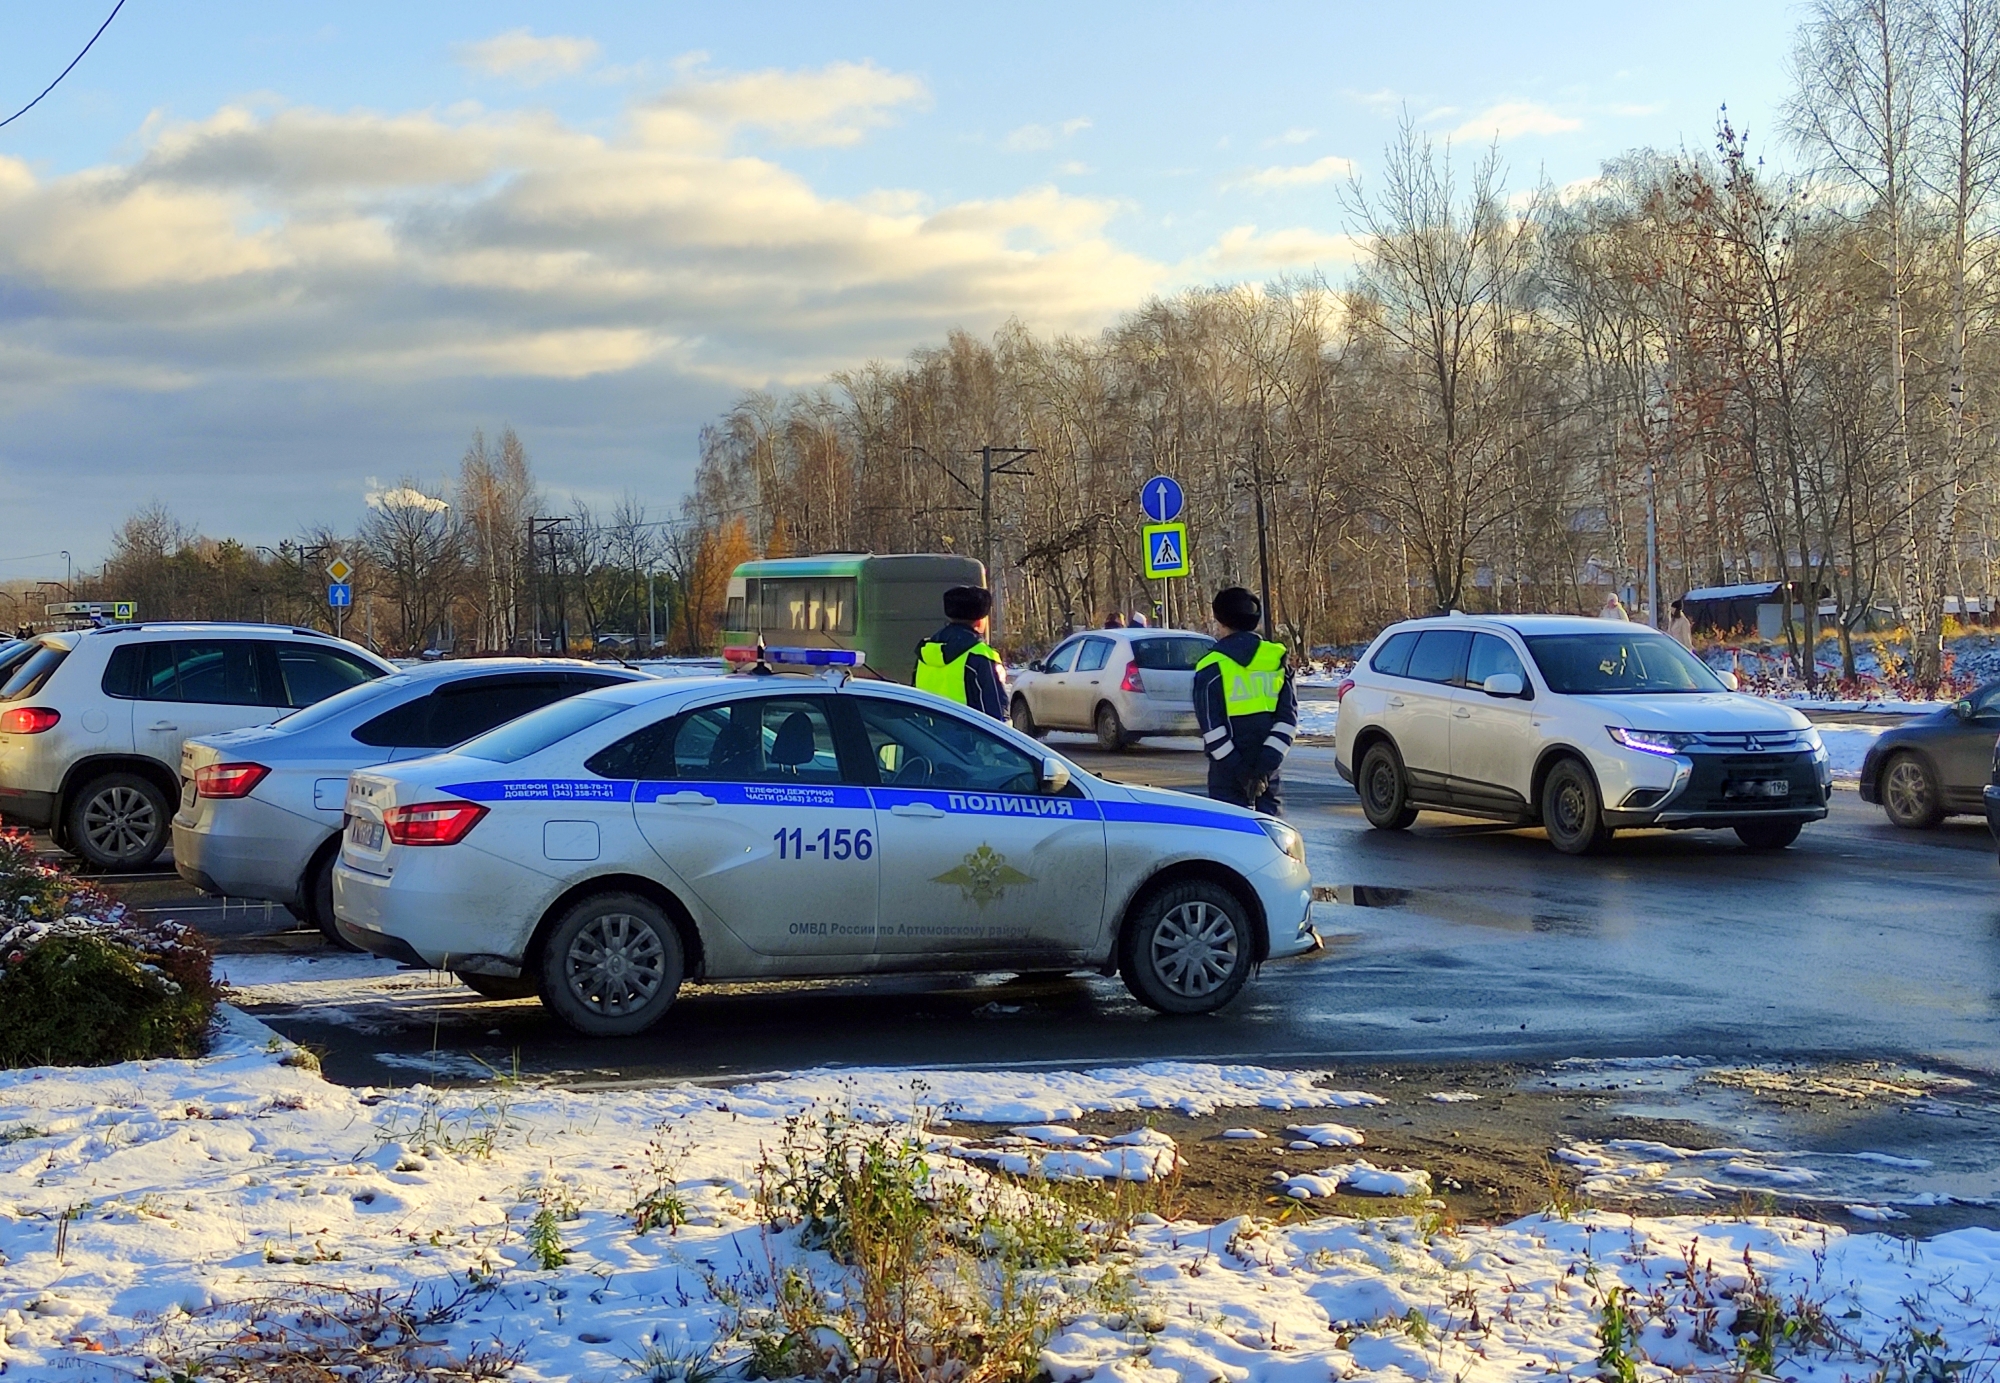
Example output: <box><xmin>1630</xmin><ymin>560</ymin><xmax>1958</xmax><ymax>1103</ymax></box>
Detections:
<box><xmin>1818</xmin><ymin>724</ymin><xmax>1886</xmax><ymax>782</ymax></box>
<box><xmin>4</xmin><ymin>1025</ymin><xmax>1998</xmax><ymax>1381</ymax></box>
<box><xmin>1295</xmin><ymin>700</ymin><xmax>1338</xmax><ymax>737</ymax></box>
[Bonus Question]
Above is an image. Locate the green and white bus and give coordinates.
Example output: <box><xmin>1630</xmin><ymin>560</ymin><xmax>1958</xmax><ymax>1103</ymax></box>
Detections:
<box><xmin>722</xmin><ymin>554</ymin><xmax>987</xmax><ymax>684</ymax></box>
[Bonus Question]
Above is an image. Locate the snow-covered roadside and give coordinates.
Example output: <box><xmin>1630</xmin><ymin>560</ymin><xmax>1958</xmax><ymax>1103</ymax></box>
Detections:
<box><xmin>1818</xmin><ymin>724</ymin><xmax>1885</xmax><ymax>783</ymax></box>
<box><xmin>3</xmin><ymin>1024</ymin><xmax>1996</xmax><ymax>1382</ymax></box>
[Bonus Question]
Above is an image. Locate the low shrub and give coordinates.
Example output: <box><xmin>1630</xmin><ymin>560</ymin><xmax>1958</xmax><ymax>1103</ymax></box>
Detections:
<box><xmin>0</xmin><ymin>831</ymin><xmax>218</xmax><ymax>1069</ymax></box>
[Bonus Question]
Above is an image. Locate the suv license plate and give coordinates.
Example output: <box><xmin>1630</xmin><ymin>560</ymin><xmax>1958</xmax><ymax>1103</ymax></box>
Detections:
<box><xmin>1726</xmin><ymin>778</ymin><xmax>1791</xmax><ymax>799</ymax></box>
<box><xmin>348</xmin><ymin>817</ymin><xmax>385</xmax><ymax>851</ymax></box>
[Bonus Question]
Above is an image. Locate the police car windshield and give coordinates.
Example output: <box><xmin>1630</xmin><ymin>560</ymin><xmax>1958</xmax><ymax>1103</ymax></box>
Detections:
<box><xmin>272</xmin><ymin>674</ymin><xmax>412</xmax><ymax>731</ymax></box>
<box><xmin>455</xmin><ymin>696</ymin><xmax>627</xmax><ymax>762</ymax></box>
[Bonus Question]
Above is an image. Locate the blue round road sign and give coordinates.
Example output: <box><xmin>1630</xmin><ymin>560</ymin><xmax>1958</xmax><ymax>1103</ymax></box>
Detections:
<box><xmin>1141</xmin><ymin>474</ymin><xmax>1184</xmax><ymax>523</ymax></box>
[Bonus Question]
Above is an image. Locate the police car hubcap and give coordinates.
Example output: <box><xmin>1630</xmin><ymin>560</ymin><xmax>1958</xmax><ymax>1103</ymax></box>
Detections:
<box><xmin>1151</xmin><ymin>901</ymin><xmax>1239</xmax><ymax>997</ymax></box>
<box><xmin>565</xmin><ymin>912</ymin><xmax>666</xmax><ymax>1015</ymax></box>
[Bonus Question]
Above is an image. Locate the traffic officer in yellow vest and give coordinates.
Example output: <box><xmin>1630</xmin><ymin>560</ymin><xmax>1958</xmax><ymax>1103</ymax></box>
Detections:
<box><xmin>914</xmin><ymin>585</ymin><xmax>1008</xmax><ymax>720</ymax></box>
<box><xmin>1193</xmin><ymin>586</ymin><xmax>1297</xmax><ymax>816</ymax></box>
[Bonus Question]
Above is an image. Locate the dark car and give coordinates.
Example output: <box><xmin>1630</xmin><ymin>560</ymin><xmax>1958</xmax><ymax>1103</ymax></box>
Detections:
<box><xmin>1858</xmin><ymin>680</ymin><xmax>2000</xmax><ymax>828</ymax></box>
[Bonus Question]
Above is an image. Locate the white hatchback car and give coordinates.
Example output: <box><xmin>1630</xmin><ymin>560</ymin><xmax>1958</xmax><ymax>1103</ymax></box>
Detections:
<box><xmin>0</xmin><ymin>624</ymin><xmax>395</xmax><ymax>868</ymax></box>
<box><xmin>1009</xmin><ymin>628</ymin><xmax>1215</xmax><ymax>750</ymax></box>
<box><xmin>332</xmin><ymin>667</ymin><xmax>1315</xmax><ymax>1033</ymax></box>
<box><xmin>1334</xmin><ymin>614</ymin><xmax>1832</xmax><ymax>853</ymax></box>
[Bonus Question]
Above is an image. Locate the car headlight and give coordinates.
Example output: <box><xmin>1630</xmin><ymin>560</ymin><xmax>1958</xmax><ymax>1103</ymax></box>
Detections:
<box><xmin>1801</xmin><ymin>726</ymin><xmax>1824</xmax><ymax>752</ymax></box>
<box><xmin>1260</xmin><ymin>818</ymin><xmax>1307</xmax><ymax>865</ymax></box>
<box><xmin>1607</xmin><ymin>727</ymin><xmax>1699</xmax><ymax>755</ymax></box>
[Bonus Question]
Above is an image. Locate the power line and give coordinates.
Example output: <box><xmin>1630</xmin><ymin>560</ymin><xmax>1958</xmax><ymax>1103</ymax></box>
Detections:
<box><xmin>0</xmin><ymin>0</ymin><xmax>128</xmax><ymax>132</ymax></box>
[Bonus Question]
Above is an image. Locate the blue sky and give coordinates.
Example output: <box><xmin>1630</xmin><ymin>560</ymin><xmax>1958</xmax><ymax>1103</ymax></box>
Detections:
<box><xmin>0</xmin><ymin>1</ymin><xmax>1797</xmax><ymax>572</ymax></box>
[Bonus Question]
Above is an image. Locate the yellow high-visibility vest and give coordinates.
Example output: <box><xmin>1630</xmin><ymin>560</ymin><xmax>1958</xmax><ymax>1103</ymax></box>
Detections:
<box><xmin>1197</xmin><ymin>640</ymin><xmax>1286</xmax><ymax>715</ymax></box>
<box><xmin>914</xmin><ymin>638</ymin><xmax>998</xmax><ymax>705</ymax></box>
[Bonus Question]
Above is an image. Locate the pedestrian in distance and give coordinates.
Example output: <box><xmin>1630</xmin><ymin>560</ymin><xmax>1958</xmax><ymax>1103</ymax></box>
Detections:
<box><xmin>914</xmin><ymin>585</ymin><xmax>1007</xmax><ymax>720</ymax></box>
<box><xmin>1129</xmin><ymin>611</ymin><xmax>1149</xmax><ymax>627</ymax></box>
<box><xmin>1102</xmin><ymin>611</ymin><xmax>1127</xmax><ymax>628</ymax></box>
<box><xmin>1193</xmin><ymin>586</ymin><xmax>1296</xmax><ymax>817</ymax></box>
<box><xmin>1668</xmin><ymin>599</ymin><xmax>1695</xmax><ymax>649</ymax></box>
<box><xmin>1599</xmin><ymin>591</ymin><xmax>1629</xmax><ymax>621</ymax></box>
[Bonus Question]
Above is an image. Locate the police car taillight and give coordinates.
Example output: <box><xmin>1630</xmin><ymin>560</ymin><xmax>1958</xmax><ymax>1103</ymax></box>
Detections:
<box><xmin>1119</xmin><ymin>661</ymin><xmax>1145</xmax><ymax>693</ymax></box>
<box><xmin>383</xmin><ymin>800</ymin><xmax>488</xmax><ymax>846</ymax></box>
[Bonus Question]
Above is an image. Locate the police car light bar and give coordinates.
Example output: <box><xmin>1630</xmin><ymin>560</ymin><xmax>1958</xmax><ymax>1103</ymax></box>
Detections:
<box><xmin>721</xmin><ymin>645</ymin><xmax>866</xmax><ymax>668</ymax></box>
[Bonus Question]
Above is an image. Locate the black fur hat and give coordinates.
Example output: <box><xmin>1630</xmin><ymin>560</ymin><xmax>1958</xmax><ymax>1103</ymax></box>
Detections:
<box><xmin>1212</xmin><ymin>586</ymin><xmax>1261</xmax><ymax>631</ymax></box>
<box><xmin>943</xmin><ymin>585</ymin><xmax>993</xmax><ymax>621</ymax></box>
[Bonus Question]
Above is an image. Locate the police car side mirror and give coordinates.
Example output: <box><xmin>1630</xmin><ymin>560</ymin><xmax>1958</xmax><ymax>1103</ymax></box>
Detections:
<box><xmin>1039</xmin><ymin>756</ymin><xmax>1071</xmax><ymax>795</ymax></box>
<box><xmin>1718</xmin><ymin>671</ymin><xmax>1740</xmax><ymax>692</ymax></box>
<box><xmin>1481</xmin><ymin>672</ymin><xmax>1524</xmax><ymax>698</ymax></box>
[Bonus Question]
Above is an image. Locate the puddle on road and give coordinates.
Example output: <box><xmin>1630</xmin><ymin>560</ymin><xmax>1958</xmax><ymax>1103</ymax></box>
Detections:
<box><xmin>1540</xmin><ymin>1058</ymin><xmax>1999</xmax><ymax>1217</ymax></box>
<box><xmin>1312</xmin><ymin>883</ymin><xmax>1596</xmax><ymax>935</ymax></box>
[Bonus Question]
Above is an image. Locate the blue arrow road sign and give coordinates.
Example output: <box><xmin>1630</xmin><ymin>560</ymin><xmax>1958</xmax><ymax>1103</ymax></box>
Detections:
<box><xmin>1141</xmin><ymin>474</ymin><xmax>1184</xmax><ymax>523</ymax></box>
<box><xmin>328</xmin><ymin>583</ymin><xmax>353</xmax><ymax>608</ymax></box>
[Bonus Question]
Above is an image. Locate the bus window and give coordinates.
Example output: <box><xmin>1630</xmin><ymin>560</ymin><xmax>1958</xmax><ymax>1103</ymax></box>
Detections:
<box><xmin>760</xmin><ymin>578</ymin><xmax>857</xmax><ymax>635</ymax></box>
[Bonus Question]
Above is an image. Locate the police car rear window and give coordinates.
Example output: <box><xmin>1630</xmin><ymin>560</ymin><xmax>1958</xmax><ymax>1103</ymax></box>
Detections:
<box><xmin>454</xmin><ymin>697</ymin><xmax>626</xmax><ymax>763</ymax></box>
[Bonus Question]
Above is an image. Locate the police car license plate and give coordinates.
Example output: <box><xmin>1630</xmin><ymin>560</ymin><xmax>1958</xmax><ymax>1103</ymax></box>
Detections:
<box><xmin>348</xmin><ymin>817</ymin><xmax>385</xmax><ymax>851</ymax></box>
<box><xmin>1725</xmin><ymin>778</ymin><xmax>1791</xmax><ymax>799</ymax></box>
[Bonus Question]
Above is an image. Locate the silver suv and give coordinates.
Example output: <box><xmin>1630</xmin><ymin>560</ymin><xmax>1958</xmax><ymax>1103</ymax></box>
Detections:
<box><xmin>0</xmin><ymin>624</ymin><xmax>395</xmax><ymax>869</ymax></box>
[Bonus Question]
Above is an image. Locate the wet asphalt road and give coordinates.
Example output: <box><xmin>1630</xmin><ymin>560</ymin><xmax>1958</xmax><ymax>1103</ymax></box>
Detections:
<box><xmin>130</xmin><ymin>733</ymin><xmax>1999</xmax><ymax>1089</ymax></box>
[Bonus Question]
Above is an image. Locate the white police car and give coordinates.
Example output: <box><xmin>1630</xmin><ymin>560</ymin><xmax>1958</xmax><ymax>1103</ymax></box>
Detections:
<box><xmin>332</xmin><ymin>650</ymin><xmax>1316</xmax><ymax>1036</ymax></box>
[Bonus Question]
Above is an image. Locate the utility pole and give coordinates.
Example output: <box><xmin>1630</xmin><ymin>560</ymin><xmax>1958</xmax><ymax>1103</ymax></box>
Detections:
<box><xmin>903</xmin><ymin>444</ymin><xmax>1036</xmax><ymax>639</ymax></box>
<box><xmin>1644</xmin><ymin>461</ymin><xmax>1660</xmax><ymax>630</ymax></box>
<box><xmin>528</xmin><ymin>517</ymin><xmax>570</xmax><ymax>653</ymax></box>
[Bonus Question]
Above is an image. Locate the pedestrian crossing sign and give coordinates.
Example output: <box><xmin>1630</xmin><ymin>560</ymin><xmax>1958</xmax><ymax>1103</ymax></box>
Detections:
<box><xmin>1142</xmin><ymin>521</ymin><xmax>1190</xmax><ymax>578</ymax></box>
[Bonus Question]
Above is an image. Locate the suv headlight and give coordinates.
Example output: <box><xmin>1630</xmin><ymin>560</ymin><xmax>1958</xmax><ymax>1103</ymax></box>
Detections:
<box><xmin>1260</xmin><ymin>818</ymin><xmax>1307</xmax><ymax>865</ymax></box>
<box><xmin>1801</xmin><ymin>726</ymin><xmax>1824</xmax><ymax>753</ymax></box>
<box><xmin>1607</xmin><ymin>727</ymin><xmax>1699</xmax><ymax>756</ymax></box>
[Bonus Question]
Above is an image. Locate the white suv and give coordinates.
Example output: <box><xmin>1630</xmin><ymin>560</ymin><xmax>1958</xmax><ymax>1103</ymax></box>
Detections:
<box><xmin>1334</xmin><ymin>614</ymin><xmax>1832</xmax><ymax>853</ymax></box>
<box><xmin>0</xmin><ymin>624</ymin><xmax>395</xmax><ymax>869</ymax></box>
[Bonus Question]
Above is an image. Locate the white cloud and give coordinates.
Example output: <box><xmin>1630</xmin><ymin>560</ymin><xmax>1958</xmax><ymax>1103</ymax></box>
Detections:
<box><xmin>1233</xmin><ymin>154</ymin><xmax>1357</xmax><ymax>190</ymax></box>
<box><xmin>0</xmin><ymin>71</ymin><xmax>1159</xmax><ymax>407</ymax></box>
<box><xmin>1191</xmin><ymin>224</ymin><xmax>1362</xmax><ymax>276</ymax></box>
<box><xmin>455</xmin><ymin>29</ymin><xmax>601</xmax><ymax>85</ymax></box>
<box><xmin>1450</xmin><ymin>101</ymin><xmax>1581</xmax><ymax>142</ymax></box>
<box><xmin>649</xmin><ymin>59</ymin><xmax>927</xmax><ymax>148</ymax></box>
<box><xmin>1002</xmin><ymin>118</ymin><xmax>1091</xmax><ymax>153</ymax></box>
<box><xmin>1270</xmin><ymin>127</ymin><xmax>1315</xmax><ymax>145</ymax></box>
<box><xmin>364</xmin><ymin>482</ymin><xmax>450</xmax><ymax>513</ymax></box>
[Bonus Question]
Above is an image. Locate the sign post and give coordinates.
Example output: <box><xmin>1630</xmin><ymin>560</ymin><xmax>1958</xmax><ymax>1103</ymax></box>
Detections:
<box><xmin>325</xmin><ymin>557</ymin><xmax>353</xmax><ymax>639</ymax></box>
<box><xmin>1139</xmin><ymin>476</ymin><xmax>1188</xmax><ymax>620</ymax></box>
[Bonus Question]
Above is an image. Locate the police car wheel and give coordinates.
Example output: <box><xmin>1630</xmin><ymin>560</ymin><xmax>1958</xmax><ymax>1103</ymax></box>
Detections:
<box><xmin>538</xmin><ymin>893</ymin><xmax>684</xmax><ymax>1037</ymax></box>
<box><xmin>1010</xmin><ymin>695</ymin><xmax>1045</xmax><ymax>739</ymax></box>
<box><xmin>1119</xmin><ymin>880</ymin><xmax>1253</xmax><ymax>1015</ymax></box>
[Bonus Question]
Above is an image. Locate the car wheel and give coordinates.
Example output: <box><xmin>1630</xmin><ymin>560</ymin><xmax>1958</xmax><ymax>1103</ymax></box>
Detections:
<box><xmin>1119</xmin><ymin>879</ymin><xmax>1254</xmax><ymax>1015</ymax></box>
<box><xmin>66</xmin><ymin>772</ymin><xmax>170</xmax><ymax>870</ymax></box>
<box><xmin>1095</xmin><ymin>702</ymin><xmax>1129</xmax><ymax>752</ymax></box>
<box><xmin>1880</xmin><ymin>752</ymin><xmax>1942</xmax><ymax>829</ymax></box>
<box><xmin>1358</xmin><ymin>742</ymin><xmax>1418</xmax><ymax>830</ymax></box>
<box><xmin>1735</xmin><ymin>819</ymin><xmax>1804</xmax><ymax>850</ymax></box>
<box><xmin>1540</xmin><ymin>757</ymin><xmax>1611</xmax><ymax>855</ymax></box>
<box><xmin>1010</xmin><ymin>695</ymin><xmax>1045</xmax><ymax>739</ymax></box>
<box><xmin>303</xmin><ymin>847</ymin><xmax>362</xmax><ymax>951</ymax></box>
<box><xmin>538</xmin><ymin>892</ymin><xmax>684</xmax><ymax>1037</ymax></box>
<box><xmin>456</xmin><ymin>971</ymin><xmax>541</xmax><ymax>1000</ymax></box>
